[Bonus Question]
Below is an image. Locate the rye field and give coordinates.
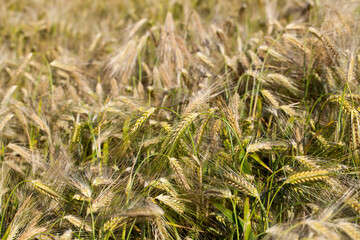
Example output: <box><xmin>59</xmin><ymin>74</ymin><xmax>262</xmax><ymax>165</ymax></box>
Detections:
<box><xmin>1</xmin><ymin>0</ymin><xmax>360</xmax><ymax>239</ymax></box>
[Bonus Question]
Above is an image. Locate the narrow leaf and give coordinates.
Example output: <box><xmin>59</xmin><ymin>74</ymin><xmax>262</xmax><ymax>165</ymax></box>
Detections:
<box><xmin>243</xmin><ymin>197</ymin><xmax>252</xmax><ymax>240</ymax></box>
<box><xmin>211</xmin><ymin>201</ymin><xmax>234</xmax><ymax>224</ymax></box>
<box><xmin>250</xmin><ymin>153</ymin><xmax>273</xmax><ymax>173</ymax></box>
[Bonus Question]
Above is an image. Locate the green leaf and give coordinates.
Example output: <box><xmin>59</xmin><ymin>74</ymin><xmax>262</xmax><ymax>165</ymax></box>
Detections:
<box><xmin>211</xmin><ymin>201</ymin><xmax>234</xmax><ymax>224</ymax></box>
<box><xmin>239</xmin><ymin>148</ymin><xmax>246</xmax><ymax>160</ymax></box>
<box><xmin>250</xmin><ymin>153</ymin><xmax>273</xmax><ymax>173</ymax></box>
<box><xmin>240</xmin><ymin>156</ymin><xmax>252</xmax><ymax>174</ymax></box>
<box><xmin>243</xmin><ymin>197</ymin><xmax>252</xmax><ymax>240</ymax></box>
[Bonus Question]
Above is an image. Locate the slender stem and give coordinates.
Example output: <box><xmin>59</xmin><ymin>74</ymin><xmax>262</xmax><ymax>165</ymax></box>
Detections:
<box><xmin>0</xmin><ymin>181</ymin><xmax>27</xmax><ymax>234</ymax></box>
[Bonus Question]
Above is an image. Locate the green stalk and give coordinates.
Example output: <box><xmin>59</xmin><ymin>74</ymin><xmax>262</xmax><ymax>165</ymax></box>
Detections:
<box><xmin>0</xmin><ymin>181</ymin><xmax>27</xmax><ymax>234</ymax></box>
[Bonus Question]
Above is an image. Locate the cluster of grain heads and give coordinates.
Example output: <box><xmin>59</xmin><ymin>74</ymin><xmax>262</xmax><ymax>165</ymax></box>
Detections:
<box><xmin>64</xmin><ymin>215</ymin><xmax>92</xmax><ymax>233</ymax></box>
<box><xmin>1</xmin><ymin>0</ymin><xmax>360</xmax><ymax>239</ymax></box>
<box><xmin>120</xmin><ymin>202</ymin><xmax>164</xmax><ymax>218</ymax></box>
<box><xmin>337</xmin><ymin>222</ymin><xmax>360</xmax><ymax>240</ymax></box>
<box><xmin>284</xmin><ymin>170</ymin><xmax>330</xmax><ymax>185</ymax></box>
<box><xmin>204</xmin><ymin>187</ymin><xmax>232</xmax><ymax>199</ymax></box>
<box><xmin>345</xmin><ymin>198</ymin><xmax>360</xmax><ymax>215</ymax></box>
<box><xmin>155</xmin><ymin>194</ymin><xmax>185</xmax><ymax>214</ymax></box>
<box><xmin>264</xmin><ymin>199</ymin><xmax>360</xmax><ymax>240</ymax></box>
<box><xmin>309</xmin><ymin>27</ymin><xmax>339</xmax><ymax>64</ymax></box>
<box><xmin>30</xmin><ymin>179</ymin><xmax>65</xmax><ymax>201</ymax></box>
<box><xmin>129</xmin><ymin>107</ymin><xmax>156</xmax><ymax>136</ymax></box>
<box><xmin>168</xmin><ymin>157</ymin><xmax>191</xmax><ymax>191</ymax></box>
<box><xmin>103</xmin><ymin>216</ymin><xmax>126</xmax><ymax>232</ymax></box>
<box><xmin>223</xmin><ymin>171</ymin><xmax>259</xmax><ymax>199</ymax></box>
<box><xmin>161</xmin><ymin>113</ymin><xmax>199</xmax><ymax>153</ymax></box>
